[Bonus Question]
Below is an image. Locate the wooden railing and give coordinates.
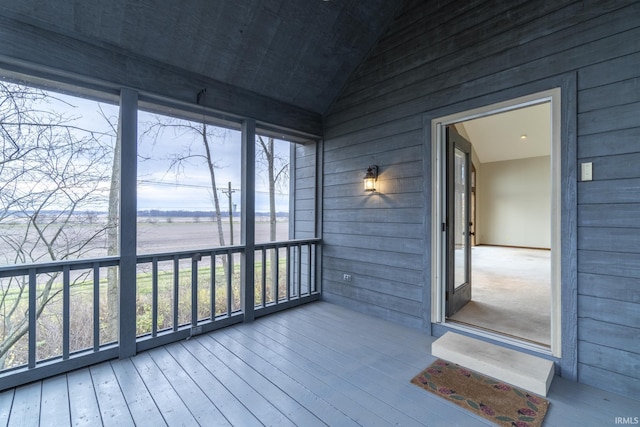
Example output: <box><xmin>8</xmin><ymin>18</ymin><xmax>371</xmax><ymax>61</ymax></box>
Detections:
<box><xmin>0</xmin><ymin>238</ymin><xmax>321</xmax><ymax>390</ymax></box>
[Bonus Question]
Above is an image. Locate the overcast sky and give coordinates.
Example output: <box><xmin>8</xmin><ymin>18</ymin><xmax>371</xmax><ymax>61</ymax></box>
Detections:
<box><xmin>37</xmin><ymin>89</ymin><xmax>291</xmax><ymax>213</ymax></box>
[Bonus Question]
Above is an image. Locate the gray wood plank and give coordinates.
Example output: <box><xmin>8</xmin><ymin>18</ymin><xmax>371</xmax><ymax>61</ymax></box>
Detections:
<box><xmin>578</xmin><ymin>317</ymin><xmax>640</xmax><ymax>354</ymax></box>
<box><xmin>578</xmin><ymin>363</ymin><xmax>640</xmax><ymax>401</ymax></box>
<box><xmin>586</xmin><ymin>152</ymin><xmax>640</xmax><ymax>181</ymax></box>
<box><xmin>578</xmin><ymin>227</ymin><xmax>640</xmax><ymax>254</ymax></box>
<box><xmin>579</xmin><ymin>77</ymin><xmax>640</xmax><ymax>113</ymax></box>
<box><xmin>322</xmin><ymin>293</ymin><xmax>424</xmax><ymax>330</ymax></box>
<box><xmin>277</xmin><ymin>305</ymin><xmax>430</xmax><ymax>370</ymax></box>
<box><xmin>39</xmin><ymin>375</ymin><xmax>70</xmax><ymax>426</ymax></box>
<box><xmin>578</xmin><ymin>203</ymin><xmax>640</xmax><ymax>228</ymax></box>
<box><xmin>209</xmin><ymin>332</ymin><xmax>357</xmax><ymax>427</ymax></box>
<box><xmin>323</xmin><ymin>281</ymin><xmax>422</xmax><ymax>317</ymax></box>
<box><xmin>239</xmin><ymin>320</ymin><xmax>431</xmax><ymax>426</ymax></box>
<box><xmin>323</xmin><ymin>207</ymin><xmax>424</xmax><ymax>225</ymax></box>
<box><xmin>578</xmin><ymin>249</ymin><xmax>640</xmax><ymax>278</ymax></box>
<box><xmin>109</xmin><ymin>359</ymin><xmax>167</xmax><ymax>427</ymax></box>
<box><xmin>252</xmin><ymin>312</ymin><xmax>487</xmax><ymax>426</ymax></box>
<box><xmin>579</xmin><ymin>341</ymin><xmax>640</xmax><ymax>381</ymax></box>
<box><xmin>325</xmin><ymin>155</ymin><xmax>424</xmax><ymax>183</ymax></box>
<box><xmin>195</xmin><ymin>335</ymin><xmax>324</xmax><ymax>427</ymax></box>
<box><xmin>338</xmin><ymin>0</ymin><xmax>576</xmax><ymax>104</ymax></box>
<box><xmin>577</xmin><ymin>179</ymin><xmax>640</xmax><ymax>204</ymax></box>
<box><xmin>322</xmin><ymin>232</ymin><xmax>423</xmax><ymax>255</ymax></box>
<box><xmin>216</xmin><ymin>326</ymin><xmax>387</xmax><ymax>427</ymax></box>
<box><xmin>1</xmin><ymin>302</ymin><xmax>640</xmax><ymax>425</ymax></box>
<box><xmin>67</xmin><ymin>368</ymin><xmax>102</xmax><ymax>426</ymax></box>
<box><xmin>322</xmin><ymin>244</ymin><xmax>423</xmax><ymax>270</ymax></box>
<box><xmin>324</xmin><ymin>129</ymin><xmax>421</xmax><ymax>162</ymax></box>
<box><xmin>166</xmin><ymin>342</ymin><xmax>262</xmax><ymax>427</ymax></box>
<box><xmin>323</xmin><ymin>267</ymin><xmax>423</xmax><ymax>301</ymax></box>
<box><xmin>324</xmin><ymin>115</ymin><xmax>422</xmax><ymax>147</ymax></box>
<box><xmin>180</xmin><ymin>338</ymin><xmax>295</xmax><ymax>427</ymax></box>
<box><xmin>578</xmin><ymin>51</ymin><xmax>640</xmax><ymax>90</ymax></box>
<box><xmin>329</xmin><ymin>24</ymin><xmax>640</xmax><ymax>139</ymax></box>
<box><xmin>304</xmin><ymin>303</ymin><xmax>430</xmax><ymax>353</ymax></box>
<box><xmin>578</xmin><ymin>101</ymin><xmax>640</xmax><ymax>136</ymax></box>
<box><xmin>578</xmin><ymin>272</ymin><xmax>640</xmax><ymax>304</ymax></box>
<box><xmin>545</xmin><ymin>376</ymin><xmax>640</xmax><ymax>426</ymax></box>
<box><xmin>578</xmin><ymin>295</ymin><xmax>640</xmax><ymax>329</ymax></box>
<box><xmin>328</xmin><ymin>3</ymin><xmax>640</xmax><ymax>131</ymax></box>
<box><xmin>89</xmin><ymin>363</ymin><xmax>134</xmax><ymax>427</ymax></box>
<box><xmin>7</xmin><ymin>382</ymin><xmax>40</xmax><ymax>427</ymax></box>
<box><xmin>129</xmin><ymin>352</ymin><xmax>199</xmax><ymax>426</ymax></box>
<box><xmin>0</xmin><ymin>389</ymin><xmax>14</xmax><ymax>426</ymax></box>
<box><xmin>578</xmin><ymin>127</ymin><xmax>640</xmax><ymax>158</ymax></box>
<box><xmin>324</xmin><ymin>255</ymin><xmax>423</xmax><ymax>286</ymax></box>
<box><xmin>146</xmin><ymin>346</ymin><xmax>231</xmax><ymax>426</ymax></box>
<box><xmin>323</xmin><ymin>220</ymin><xmax>428</xmax><ymax>240</ymax></box>
<box><xmin>325</xmin><ymin>177</ymin><xmax>424</xmax><ymax>198</ymax></box>
<box><xmin>325</xmin><ymin>176</ymin><xmax>415</xmax><ymax>198</ymax></box>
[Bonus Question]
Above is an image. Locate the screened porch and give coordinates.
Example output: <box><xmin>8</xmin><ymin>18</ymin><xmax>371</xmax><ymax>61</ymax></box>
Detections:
<box><xmin>0</xmin><ymin>302</ymin><xmax>637</xmax><ymax>426</ymax></box>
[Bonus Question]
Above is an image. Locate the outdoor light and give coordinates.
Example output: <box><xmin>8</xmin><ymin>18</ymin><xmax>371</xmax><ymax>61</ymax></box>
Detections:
<box><xmin>363</xmin><ymin>165</ymin><xmax>378</xmax><ymax>192</ymax></box>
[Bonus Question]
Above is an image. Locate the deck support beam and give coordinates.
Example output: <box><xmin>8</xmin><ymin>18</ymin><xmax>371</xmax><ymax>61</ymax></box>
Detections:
<box><xmin>119</xmin><ymin>88</ymin><xmax>138</xmax><ymax>358</ymax></box>
<box><xmin>241</xmin><ymin>119</ymin><xmax>256</xmax><ymax>322</ymax></box>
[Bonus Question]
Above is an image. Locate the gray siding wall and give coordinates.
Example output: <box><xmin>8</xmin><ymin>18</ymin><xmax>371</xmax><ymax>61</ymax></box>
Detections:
<box><xmin>293</xmin><ymin>143</ymin><xmax>318</xmax><ymax>240</ymax></box>
<box><xmin>322</xmin><ymin>0</ymin><xmax>640</xmax><ymax>398</ymax></box>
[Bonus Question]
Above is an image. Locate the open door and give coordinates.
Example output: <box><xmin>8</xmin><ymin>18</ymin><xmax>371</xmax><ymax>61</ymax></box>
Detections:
<box><xmin>446</xmin><ymin>126</ymin><xmax>472</xmax><ymax>316</ymax></box>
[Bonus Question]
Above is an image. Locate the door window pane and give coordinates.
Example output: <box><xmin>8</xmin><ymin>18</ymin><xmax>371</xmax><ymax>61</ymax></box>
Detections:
<box><xmin>454</xmin><ymin>147</ymin><xmax>467</xmax><ymax>288</ymax></box>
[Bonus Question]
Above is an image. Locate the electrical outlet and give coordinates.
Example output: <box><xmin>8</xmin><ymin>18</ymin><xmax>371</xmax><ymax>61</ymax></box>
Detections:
<box><xmin>343</xmin><ymin>273</ymin><xmax>352</xmax><ymax>282</ymax></box>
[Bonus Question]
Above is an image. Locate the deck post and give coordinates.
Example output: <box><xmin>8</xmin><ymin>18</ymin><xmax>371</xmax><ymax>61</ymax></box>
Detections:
<box><xmin>241</xmin><ymin>119</ymin><xmax>256</xmax><ymax>321</ymax></box>
<box><xmin>119</xmin><ymin>87</ymin><xmax>138</xmax><ymax>358</ymax></box>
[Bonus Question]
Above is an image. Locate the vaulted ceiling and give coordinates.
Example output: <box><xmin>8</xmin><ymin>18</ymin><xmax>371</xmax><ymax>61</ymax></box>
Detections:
<box><xmin>0</xmin><ymin>0</ymin><xmax>405</xmax><ymax>115</ymax></box>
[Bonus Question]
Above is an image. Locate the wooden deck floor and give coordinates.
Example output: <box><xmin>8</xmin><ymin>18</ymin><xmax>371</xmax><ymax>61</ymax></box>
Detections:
<box><xmin>0</xmin><ymin>301</ymin><xmax>637</xmax><ymax>426</ymax></box>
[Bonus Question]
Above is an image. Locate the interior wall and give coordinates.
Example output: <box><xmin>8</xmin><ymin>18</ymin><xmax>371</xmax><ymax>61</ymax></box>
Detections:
<box><xmin>477</xmin><ymin>156</ymin><xmax>550</xmax><ymax>248</ymax></box>
<box><xmin>322</xmin><ymin>0</ymin><xmax>640</xmax><ymax>398</ymax></box>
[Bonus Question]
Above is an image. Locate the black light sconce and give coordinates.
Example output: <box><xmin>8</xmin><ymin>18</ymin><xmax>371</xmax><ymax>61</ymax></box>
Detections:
<box><xmin>364</xmin><ymin>165</ymin><xmax>378</xmax><ymax>192</ymax></box>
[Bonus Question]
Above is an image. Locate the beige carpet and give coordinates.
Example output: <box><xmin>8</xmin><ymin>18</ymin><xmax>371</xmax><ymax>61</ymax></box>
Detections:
<box><xmin>449</xmin><ymin>246</ymin><xmax>551</xmax><ymax>346</ymax></box>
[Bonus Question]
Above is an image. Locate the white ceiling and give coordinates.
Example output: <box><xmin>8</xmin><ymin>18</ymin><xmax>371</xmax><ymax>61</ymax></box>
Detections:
<box><xmin>460</xmin><ymin>102</ymin><xmax>551</xmax><ymax>163</ymax></box>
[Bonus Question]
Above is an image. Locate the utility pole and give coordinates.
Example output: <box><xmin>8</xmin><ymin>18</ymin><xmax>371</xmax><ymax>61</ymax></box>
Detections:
<box><xmin>222</xmin><ymin>181</ymin><xmax>236</xmax><ymax>245</ymax></box>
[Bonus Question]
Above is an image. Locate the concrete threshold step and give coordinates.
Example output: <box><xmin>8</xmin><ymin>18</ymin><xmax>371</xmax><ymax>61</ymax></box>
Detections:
<box><xmin>431</xmin><ymin>332</ymin><xmax>554</xmax><ymax>396</ymax></box>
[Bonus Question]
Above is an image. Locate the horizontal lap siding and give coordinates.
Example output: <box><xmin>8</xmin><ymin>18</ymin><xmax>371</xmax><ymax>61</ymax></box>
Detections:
<box><xmin>577</xmin><ymin>34</ymin><xmax>640</xmax><ymax>398</ymax></box>
<box><xmin>322</xmin><ymin>115</ymin><xmax>425</xmax><ymax>326</ymax></box>
<box><xmin>294</xmin><ymin>143</ymin><xmax>317</xmax><ymax>239</ymax></box>
<box><xmin>323</xmin><ymin>0</ymin><xmax>640</xmax><ymax>398</ymax></box>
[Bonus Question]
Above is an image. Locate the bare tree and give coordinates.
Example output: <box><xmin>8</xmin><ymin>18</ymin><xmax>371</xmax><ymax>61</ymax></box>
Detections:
<box><xmin>256</xmin><ymin>136</ymin><xmax>289</xmax><ymax>242</ymax></box>
<box><xmin>139</xmin><ymin>119</ymin><xmax>230</xmax><ymax>242</ymax></box>
<box><xmin>100</xmin><ymin>105</ymin><xmax>121</xmax><ymax>343</ymax></box>
<box><xmin>139</xmin><ymin>117</ymin><xmax>231</xmax><ymax>276</ymax></box>
<box><xmin>0</xmin><ymin>81</ymin><xmax>117</xmax><ymax>368</ymax></box>
<box><xmin>255</xmin><ymin>136</ymin><xmax>289</xmax><ymax>302</ymax></box>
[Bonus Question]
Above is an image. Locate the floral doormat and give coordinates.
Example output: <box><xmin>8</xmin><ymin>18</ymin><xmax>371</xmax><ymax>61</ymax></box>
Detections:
<box><xmin>411</xmin><ymin>359</ymin><xmax>550</xmax><ymax>427</ymax></box>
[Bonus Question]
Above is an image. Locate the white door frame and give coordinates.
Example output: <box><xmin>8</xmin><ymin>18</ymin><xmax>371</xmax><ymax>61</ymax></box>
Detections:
<box><xmin>430</xmin><ymin>88</ymin><xmax>562</xmax><ymax>357</ymax></box>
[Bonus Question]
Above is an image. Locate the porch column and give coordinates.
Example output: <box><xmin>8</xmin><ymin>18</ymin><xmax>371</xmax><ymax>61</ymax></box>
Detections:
<box><xmin>241</xmin><ymin>119</ymin><xmax>256</xmax><ymax>321</ymax></box>
<box><xmin>119</xmin><ymin>88</ymin><xmax>138</xmax><ymax>358</ymax></box>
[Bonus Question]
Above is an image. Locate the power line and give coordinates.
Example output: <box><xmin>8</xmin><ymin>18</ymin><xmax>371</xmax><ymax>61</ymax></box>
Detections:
<box><xmin>137</xmin><ymin>180</ymin><xmax>240</xmax><ymax>191</ymax></box>
<box><xmin>137</xmin><ymin>180</ymin><xmax>285</xmax><ymax>195</ymax></box>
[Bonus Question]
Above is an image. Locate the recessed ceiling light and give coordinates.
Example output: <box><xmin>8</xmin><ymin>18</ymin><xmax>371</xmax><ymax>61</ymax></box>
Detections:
<box><xmin>520</xmin><ymin>134</ymin><xmax>527</xmax><ymax>140</ymax></box>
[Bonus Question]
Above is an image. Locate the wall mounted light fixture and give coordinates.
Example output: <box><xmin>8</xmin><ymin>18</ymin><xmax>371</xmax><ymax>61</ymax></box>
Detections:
<box><xmin>364</xmin><ymin>165</ymin><xmax>378</xmax><ymax>192</ymax></box>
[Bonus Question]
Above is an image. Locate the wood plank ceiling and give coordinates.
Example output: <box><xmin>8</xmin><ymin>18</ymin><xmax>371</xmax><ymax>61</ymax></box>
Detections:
<box><xmin>0</xmin><ymin>0</ymin><xmax>405</xmax><ymax>115</ymax></box>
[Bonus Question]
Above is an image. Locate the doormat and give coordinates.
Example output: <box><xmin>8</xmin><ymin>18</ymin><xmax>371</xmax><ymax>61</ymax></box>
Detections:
<box><xmin>411</xmin><ymin>359</ymin><xmax>550</xmax><ymax>427</ymax></box>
